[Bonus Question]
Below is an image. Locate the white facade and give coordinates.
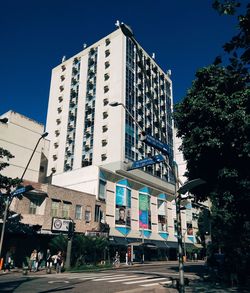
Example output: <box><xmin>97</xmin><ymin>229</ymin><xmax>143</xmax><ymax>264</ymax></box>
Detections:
<box><xmin>0</xmin><ymin>110</ymin><xmax>49</xmax><ymax>182</ymax></box>
<box><xmin>46</xmin><ymin>26</ymin><xmax>196</xmax><ymax>251</ymax></box>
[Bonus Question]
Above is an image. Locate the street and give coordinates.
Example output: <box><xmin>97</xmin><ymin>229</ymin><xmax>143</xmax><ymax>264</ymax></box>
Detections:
<box><xmin>0</xmin><ymin>262</ymin><xmax>206</xmax><ymax>293</ymax></box>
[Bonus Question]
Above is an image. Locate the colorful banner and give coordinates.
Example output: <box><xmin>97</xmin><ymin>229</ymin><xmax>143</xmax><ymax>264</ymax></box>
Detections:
<box><xmin>139</xmin><ymin>210</ymin><xmax>148</xmax><ymax>229</ymax></box>
<box><xmin>116</xmin><ymin>185</ymin><xmax>126</xmax><ymax>206</ymax></box>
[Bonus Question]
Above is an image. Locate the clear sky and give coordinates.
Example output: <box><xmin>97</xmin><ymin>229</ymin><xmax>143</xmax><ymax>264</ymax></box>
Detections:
<box><xmin>1</xmin><ymin>0</ymin><xmax>240</xmax><ymax>125</ymax></box>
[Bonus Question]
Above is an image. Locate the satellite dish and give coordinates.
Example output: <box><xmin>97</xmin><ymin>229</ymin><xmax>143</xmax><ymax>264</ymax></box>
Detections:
<box><xmin>62</xmin><ymin>56</ymin><xmax>66</xmax><ymax>62</ymax></box>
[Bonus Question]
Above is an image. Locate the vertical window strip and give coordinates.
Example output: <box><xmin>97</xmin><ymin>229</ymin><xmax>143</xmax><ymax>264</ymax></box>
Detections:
<box><xmin>64</xmin><ymin>57</ymin><xmax>81</xmax><ymax>172</ymax></box>
<box><xmin>82</xmin><ymin>48</ymin><xmax>98</xmax><ymax>167</ymax></box>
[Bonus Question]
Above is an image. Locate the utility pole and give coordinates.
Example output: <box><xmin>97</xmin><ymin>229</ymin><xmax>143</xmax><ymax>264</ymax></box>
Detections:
<box><xmin>65</xmin><ymin>221</ymin><xmax>75</xmax><ymax>269</ymax></box>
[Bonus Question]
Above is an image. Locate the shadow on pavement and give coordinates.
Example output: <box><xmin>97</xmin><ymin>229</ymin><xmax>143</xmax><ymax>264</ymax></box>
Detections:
<box><xmin>167</xmin><ymin>263</ymin><xmax>206</xmax><ymax>278</ymax></box>
<box><xmin>0</xmin><ymin>277</ymin><xmax>34</xmax><ymax>293</ymax></box>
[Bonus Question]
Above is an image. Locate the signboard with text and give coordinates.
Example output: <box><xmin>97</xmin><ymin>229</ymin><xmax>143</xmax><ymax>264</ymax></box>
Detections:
<box><xmin>51</xmin><ymin>217</ymin><xmax>72</xmax><ymax>233</ymax></box>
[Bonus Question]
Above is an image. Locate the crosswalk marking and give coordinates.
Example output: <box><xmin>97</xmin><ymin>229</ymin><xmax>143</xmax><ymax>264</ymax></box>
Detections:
<box><xmin>124</xmin><ymin>277</ymin><xmax>166</xmax><ymax>285</ymax></box>
<box><xmin>92</xmin><ymin>274</ymin><xmax>126</xmax><ymax>281</ymax></box>
<box><xmin>141</xmin><ymin>280</ymin><xmax>172</xmax><ymax>287</ymax></box>
<box><xmin>24</xmin><ymin>271</ymin><xmax>172</xmax><ymax>289</ymax></box>
<box><xmin>108</xmin><ymin>276</ymin><xmax>142</xmax><ymax>282</ymax></box>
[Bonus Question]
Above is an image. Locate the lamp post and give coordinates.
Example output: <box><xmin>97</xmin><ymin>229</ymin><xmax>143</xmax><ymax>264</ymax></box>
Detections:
<box><xmin>0</xmin><ymin>132</ymin><xmax>48</xmax><ymax>259</ymax></box>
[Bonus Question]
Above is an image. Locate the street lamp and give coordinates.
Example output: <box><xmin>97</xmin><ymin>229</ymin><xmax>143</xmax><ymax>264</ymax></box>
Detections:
<box><xmin>0</xmin><ymin>131</ymin><xmax>48</xmax><ymax>259</ymax></box>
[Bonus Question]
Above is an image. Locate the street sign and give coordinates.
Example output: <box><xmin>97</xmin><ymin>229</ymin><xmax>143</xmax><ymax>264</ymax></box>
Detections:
<box><xmin>127</xmin><ymin>154</ymin><xmax>165</xmax><ymax>170</ymax></box>
<box><xmin>11</xmin><ymin>185</ymin><xmax>34</xmax><ymax>196</ymax></box>
<box><xmin>141</xmin><ymin>134</ymin><xmax>170</xmax><ymax>156</ymax></box>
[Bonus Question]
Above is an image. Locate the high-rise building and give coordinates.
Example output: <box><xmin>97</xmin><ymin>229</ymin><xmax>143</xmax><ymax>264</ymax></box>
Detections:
<box><xmin>46</xmin><ymin>25</ymin><xmax>195</xmax><ymax>259</ymax></box>
<box><xmin>46</xmin><ymin>27</ymin><xmax>173</xmax><ymax>192</ymax></box>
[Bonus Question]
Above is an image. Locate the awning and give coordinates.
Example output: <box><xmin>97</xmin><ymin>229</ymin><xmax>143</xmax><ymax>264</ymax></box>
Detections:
<box><xmin>165</xmin><ymin>241</ymin><xmax>179</xmax><ymax>249</ymax></box>
<box><xmin>151</xmin><ymin>240</ymin><xmax>168</xmax><ymax>249</ymax></box>
<box><xmin>109</xmin><ymin>236</ymin><xmax>128</xmax><ymax>246</ymax></box>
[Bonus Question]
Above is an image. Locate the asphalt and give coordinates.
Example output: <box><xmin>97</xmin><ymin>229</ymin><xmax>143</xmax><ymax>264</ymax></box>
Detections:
<box><xmin>1</xmin><ymin>261</ymin><xmax>249</xmax><ymax>292</ymax></box>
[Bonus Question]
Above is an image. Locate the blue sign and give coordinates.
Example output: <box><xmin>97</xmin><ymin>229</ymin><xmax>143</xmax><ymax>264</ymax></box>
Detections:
<box><xmin>12</xmin><ymin>185</ymin><xmax>34</xmax><ymax>196</ymax></box>
<box><xmin>129</xmin><ymin>154</ymin><xmax>164</xmax><ymax>170</ymax></box>
<box><xmin>142</xmin><ymin>135</ymin><xmax>170</xmax><ymax>156</ymax></box>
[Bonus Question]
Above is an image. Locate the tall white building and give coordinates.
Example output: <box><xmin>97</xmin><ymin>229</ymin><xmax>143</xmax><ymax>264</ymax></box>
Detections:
<box><xmin>46</xmin><ymin>26</ymin><xmax>195</xmax><ymax>258</ymax></box>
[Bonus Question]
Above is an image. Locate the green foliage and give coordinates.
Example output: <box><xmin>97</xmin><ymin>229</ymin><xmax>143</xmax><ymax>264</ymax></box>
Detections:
<box><xmin>49</xmin><ymin>234</ymin><xmax>68</xmax><ymax>254</ymax></box>
<box><xmin>49</xmin><ymin>234</ymin><xmax>108</xmax><ymax>266</ymax></box>
<box><xmin>0</xmin><ymin>147</ymin><xmax>20</xmax><ymax>217</ymax></box>
<box><xmin>174</xmin><ymin>1</ymin><xmax>250</xmax><ymax>284</ymax></box>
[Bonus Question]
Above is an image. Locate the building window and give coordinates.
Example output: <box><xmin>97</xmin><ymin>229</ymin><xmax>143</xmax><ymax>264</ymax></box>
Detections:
<box><xmin>85</xmin><ymin>207</ymin><xmax>91</xmax><ymax>223</ymax></box>
<box><xmin>102</xmin><ymin>139</ymin><xmax>107</xmax><ymax>147</ymax></box>
<box><xmin>94</xmin><ymin>205</ymin><xmax>101</xmax><ymax>222</ymax></box>
<box><xmin>174</xmin><ymin>219</ymin><xmax>177</xmax><ymax>234</ymax></box>
<box><xmin>101</xmin><ymin>154</ymin><xmax>107</xmax><ymax>161</ymax></box>
<box><xmin>105</xmin><ymin>49</ymin><xmax>110</xmax><ymax>57</ymax></box>
<box><xmin>102</xmin><ymin>125</ymin><xmax>108</xmax><ymax>133</ymax></box>
<box><xmin>104</xmin><ymin>85</ymin><xmax>109</xmax><ymax>93</ymax></box>
<box><xmin>62</xmin><ymin>202</ymin><xmax>70</xmax><ymax>218</ymax></box>
<box><xmin>75</xmin><ymin>205</ymin><xmax>82</xmax><ymax>220</ymax></box>
<box><xmin>99</xmin><ymin>179</ymin><xmax>106</xmax><ymax>200</ymax></box>
<box><xmin>105</xmin><ymin>38</ymin><xmax>110</xmax><ymax>46</ymax></box>
<box><xmin>29</xmin><ymin>200</ymin><xmax>39</xmax><ymax>215</ymax></box>
<box><xmin>105</xmin><ymin>61</ymin><xmax>110</xmax><ymax>69</ymax></box>
<box><xmin>51</xmin><ymin>200</ymin><xmax>60</xmax><ymax>217</ymax></box>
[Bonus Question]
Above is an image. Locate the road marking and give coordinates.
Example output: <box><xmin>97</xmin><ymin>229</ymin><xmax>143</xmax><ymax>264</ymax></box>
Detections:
<box><xmin>124</xmin><ymin>277</ymin><xmax>166</xmax><ymax>285</ymax></box>
<box><xmin>141</xmin><ymin>280</ymin><xmax>172</xmax><ymax>287</ymax></box>
<box><xmin>108</xmin><ymin>275</ymin><xmax>142</xmax><ymax>282</ymax></box>
<box><xmin>92</xmin><ymin>274</ymin><xmax>126</xmax><ymax>281</ymax></box>
<box><xmin>48</xmin><ymin>280</ymin><xmax>69</xmax><ymax>284</ymax></box>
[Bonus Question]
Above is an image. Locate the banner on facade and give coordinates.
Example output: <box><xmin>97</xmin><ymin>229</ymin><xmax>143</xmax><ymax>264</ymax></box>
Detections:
<box><xmin>51</xmin><ymin>217</ymin><xmax>72</xmax><ymax>232</ymax></box>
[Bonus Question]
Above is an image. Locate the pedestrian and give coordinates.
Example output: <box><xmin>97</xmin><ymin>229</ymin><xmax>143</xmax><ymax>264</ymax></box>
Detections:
<box><xmin>37</xmin><ymin>250</ymin><xmax>44</xmax><ymax>270</ymax></box>
<box><xmin>125</xmin><ymin>252</ymin><xmax>128</xmax><ymax>265</ymax></box>
<box><xmin>194</xmin><ymin>252</ymin><xmax>198</xmax><ymax>262</ymax></box>
<box><xmin>46</xmin><ymin>249</ymin><xmax>52</xmax><ymax>268</ymax></box>
<box><xmin>3</xmin><ymin>250</ymin><xmax>12</xmax><ymax>272</ymax></box>
<box><xmin>30</xmin><ymin>249</ymin><xmax>38</xmax><ymax>272</ymax></box>
<box><xmin>55</xmin><ymin>251</ymin><xmax>63</xmax><ymax>273</ymax></box>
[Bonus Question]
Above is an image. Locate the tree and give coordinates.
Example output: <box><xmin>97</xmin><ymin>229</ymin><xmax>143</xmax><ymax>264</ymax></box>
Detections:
<box><xmin>0</xmin><ymin>147</ymin><xmax>19</xmax><ymax>217</ymax></box>
<box><xmin>174</xmin><ymin>2</ymin><xmax>250</xmax><ymax>284</ymax></box>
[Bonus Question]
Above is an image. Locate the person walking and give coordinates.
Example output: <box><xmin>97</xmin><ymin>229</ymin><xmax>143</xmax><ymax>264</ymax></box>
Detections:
<box><xmin>3</xmin><ymin>251</ymin><xmax>12</xmax><ymax>272</ymax></box>
<box><xmin>55</xmin><ymin>251</ymin><xmax>63</xmax><ymax>273</ymax></box>
<box><xmin>30</xmin><ymin>250</ymin><xmax>38</xmax><ymax>272</ymax></box>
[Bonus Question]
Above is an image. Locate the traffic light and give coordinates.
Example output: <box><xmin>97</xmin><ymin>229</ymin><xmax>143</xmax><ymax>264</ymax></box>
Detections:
<box><xmin>68</xmin><ymin>221</ymin><xmax>75</xmax><ymax>239</ymax></box>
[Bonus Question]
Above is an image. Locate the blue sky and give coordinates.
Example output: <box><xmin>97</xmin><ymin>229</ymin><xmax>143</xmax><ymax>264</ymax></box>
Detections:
<box><xmin>1</xmin><ymin>0</ymin><xmax>240</xmax><ymax>125</ymax></box>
